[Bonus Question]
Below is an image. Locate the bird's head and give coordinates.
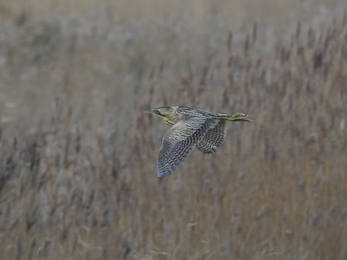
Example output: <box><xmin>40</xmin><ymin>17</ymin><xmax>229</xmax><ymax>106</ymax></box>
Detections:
<box><xmin>143</xmin><ymin>106</ymin><xmax>178</xmax><ymax>126</ymax></box>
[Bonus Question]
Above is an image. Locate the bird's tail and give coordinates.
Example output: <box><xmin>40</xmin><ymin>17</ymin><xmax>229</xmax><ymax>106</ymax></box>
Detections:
<box><xmin>217</xmin><ymin>113</ymin><xmax>252</xmax><ymax>122</ymax></box>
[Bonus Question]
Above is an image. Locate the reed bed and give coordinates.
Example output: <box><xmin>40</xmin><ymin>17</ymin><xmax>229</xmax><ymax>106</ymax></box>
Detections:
<box><xmin>0</xmin><ymin>5</ymin><xmax>346</xmax><ymax>260</ymax></box>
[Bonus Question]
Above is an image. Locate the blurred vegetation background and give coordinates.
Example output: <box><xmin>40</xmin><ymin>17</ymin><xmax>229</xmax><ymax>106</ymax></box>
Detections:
<box><xmin>0</xmin><ymin>0</ymin><xmax>346</xmax><ymax>259</ymax></box>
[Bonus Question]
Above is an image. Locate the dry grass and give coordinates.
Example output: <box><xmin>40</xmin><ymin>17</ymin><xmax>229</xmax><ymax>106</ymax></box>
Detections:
<box><xmin>0</xmin><ymin>1</ymin><xmax>347</xmax><ymax>259</ymax></box>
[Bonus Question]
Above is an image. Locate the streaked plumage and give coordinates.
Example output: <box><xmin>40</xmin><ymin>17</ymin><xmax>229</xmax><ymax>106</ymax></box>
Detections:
<box><xmin>144</xmin><ymin>106</ymin><xmax>251</xmax><ymax>178</ymax></box>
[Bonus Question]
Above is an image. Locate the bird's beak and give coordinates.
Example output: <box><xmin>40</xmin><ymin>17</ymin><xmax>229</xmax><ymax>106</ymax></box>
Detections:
<box><xmin>230</xmin><ymin>113</ymin><xmax>252</xmax><ymax>122</ymax></box>
<box><xmin>143</xmin><ymin>109</ymin><xmax>154</xmax><ymax>114</ymax></box>
<box><xmin>143</xmin><ymin>109</ymin><xmax>160</xmax><ymax>116</ymax></box>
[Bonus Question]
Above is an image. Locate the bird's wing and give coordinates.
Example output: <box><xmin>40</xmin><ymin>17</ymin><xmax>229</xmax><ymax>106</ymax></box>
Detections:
<box><xmin>157</xmin><ymin>118</ymin><xmax>215</xmax><ymax>178</ymax></box>
<box><xmin>196</xmin><ymin>120</ymin><xmax>227</xmax><ymax>154</ymax></box>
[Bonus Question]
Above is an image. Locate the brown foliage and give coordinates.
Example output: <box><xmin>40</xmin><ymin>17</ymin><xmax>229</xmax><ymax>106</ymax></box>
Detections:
<box><xmin>0</xmin><ymin>8</ymin><xmax>347</xmax><ymax>260</ymax></box>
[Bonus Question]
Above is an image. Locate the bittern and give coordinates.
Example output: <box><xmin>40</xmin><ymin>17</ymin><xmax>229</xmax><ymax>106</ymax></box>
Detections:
<box><xmin>144</xmin><ymin>106</ymin><xmax>251</xmax><ymax>178</ymax></box>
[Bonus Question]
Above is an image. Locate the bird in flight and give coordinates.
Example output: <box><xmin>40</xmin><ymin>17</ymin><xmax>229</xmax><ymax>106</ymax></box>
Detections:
<box><xmin>144</xmin><ymin>106</ymin><xmax>251</xmax><ymax>178</ymax></box>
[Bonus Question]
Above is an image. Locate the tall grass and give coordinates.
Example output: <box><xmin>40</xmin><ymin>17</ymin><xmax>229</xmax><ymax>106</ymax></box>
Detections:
<box><xmin>0</xmin><ymin>2</ymin><xmax>346</xmax><ymax>259</ymax></box>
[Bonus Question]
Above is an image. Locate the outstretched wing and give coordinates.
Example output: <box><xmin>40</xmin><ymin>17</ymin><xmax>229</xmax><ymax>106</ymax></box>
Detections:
<box><xmin>157</xmin><ymin>118</ymin><xmax>215</xmax><ymax>178</ymax></box>
<box><xmin>196</xmin><ymin>119</ymin><xmax>227</xmax><ymax>154</ymax></box>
